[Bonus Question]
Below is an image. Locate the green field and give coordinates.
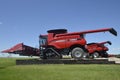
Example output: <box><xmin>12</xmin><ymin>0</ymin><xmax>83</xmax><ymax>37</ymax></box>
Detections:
<box><xmin>0</xmin><ymin>58</ymin><xmax>120</xmax><ymax>80</ymax></box>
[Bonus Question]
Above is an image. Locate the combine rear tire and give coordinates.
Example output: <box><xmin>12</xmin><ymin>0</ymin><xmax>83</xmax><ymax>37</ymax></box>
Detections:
<box><xmin>71</xmin><ymin>47</ymin><xmax>84</xmax><ymax>59</ymax></box>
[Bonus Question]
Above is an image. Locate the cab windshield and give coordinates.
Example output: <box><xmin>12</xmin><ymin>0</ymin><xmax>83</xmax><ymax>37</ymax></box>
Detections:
<box><xmin>39</xmin><ymin>35</ymin><xmax>48</xmax><ymax>46</ymax></box>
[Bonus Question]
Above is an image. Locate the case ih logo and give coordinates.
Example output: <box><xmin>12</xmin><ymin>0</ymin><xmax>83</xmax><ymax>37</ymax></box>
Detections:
<box><xmin>55</xmin><ymin>38</ymin><xmax>78</xmax><ymax>42</ymax></box>
<box><xmin>55</xmin><ymin>40</ymin><xmax>66</xmax><ymax>42</ymax></box>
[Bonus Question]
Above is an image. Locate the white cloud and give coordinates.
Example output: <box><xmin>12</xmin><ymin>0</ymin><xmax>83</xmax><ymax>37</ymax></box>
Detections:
<box><xmin>112</xmin><ymin>48</ymin><xmax>120</xmax><ymax>50</ymax></box>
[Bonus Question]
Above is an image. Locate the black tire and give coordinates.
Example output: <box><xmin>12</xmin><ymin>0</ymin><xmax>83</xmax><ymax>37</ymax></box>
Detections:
<box><xmin>92</xmin><ymin>52</ymin><xmax>99</xmax><ymax>58</ymax></box>
<box><xmin>40</xmin><ymin>53</ymin><xmax>47</xmax><ymax>59</ymax></box>
<box><xmin>102</xmin><ymin>52</ymin><xmax>108</xmax><ymax>58</ymax></box>
<box><xmin>83</xmin><ymin>52</ymin><xmax>89</xmax><ymax>58</ymax></box>
<box><xmin>59</xmin><ymin>54</ymin><xmax>63</xmax><ymax>59</ymax></box>
<box><xmin>71</xmin><ymin>47</ymin><xmax>84</xmax><ymax>59</ymax></box>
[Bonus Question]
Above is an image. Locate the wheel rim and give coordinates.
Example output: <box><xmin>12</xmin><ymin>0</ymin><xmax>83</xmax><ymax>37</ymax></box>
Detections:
<box><xmin>74</xmin><ymin>51</ymin><xmax>82</xmax><ymax>58</ymax></box>
<box><xmin>71</xmin><ymin>47</ymin><xmax>84</xmax><ymax>59</ymax></box>
<box><xmin>93</xmin><ymin>52</ymin><xmax>99</xmax><ymax>58</ymax></box>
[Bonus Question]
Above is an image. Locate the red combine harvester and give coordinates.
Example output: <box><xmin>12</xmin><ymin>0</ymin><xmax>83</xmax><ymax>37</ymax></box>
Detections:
<box><xmin>87</xmin><ymin>41</ymin><xmax>112</xmax><ymax>58</ymax></box>
<box><xmin>39</xmin><ymin>28</ymin><xmax>117</xmax><ymax>59</ymax></box>
<box><xmin>1</xmin><ymin>43</ymin><xmax>39</xmax><ymax>56</ymax></box>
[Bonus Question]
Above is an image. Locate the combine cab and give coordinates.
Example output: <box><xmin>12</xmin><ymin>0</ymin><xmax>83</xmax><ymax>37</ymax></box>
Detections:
<box><xmin>39</xmin><ymin>28</ymin><xmax>117</xmax><ymax>59</ymax></box>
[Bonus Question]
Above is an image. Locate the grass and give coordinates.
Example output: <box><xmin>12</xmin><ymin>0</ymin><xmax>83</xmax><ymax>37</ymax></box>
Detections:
<box><xmin>0</xmin><ymin>58</ymin><xmax>120</xmax><ymax>80</ymax></box>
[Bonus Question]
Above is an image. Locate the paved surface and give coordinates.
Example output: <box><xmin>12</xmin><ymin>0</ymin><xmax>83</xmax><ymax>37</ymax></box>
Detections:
<box><xmin>108</xmin><ymin>57</ymin><xmax>120</xmax><ymax>64</ymax></box>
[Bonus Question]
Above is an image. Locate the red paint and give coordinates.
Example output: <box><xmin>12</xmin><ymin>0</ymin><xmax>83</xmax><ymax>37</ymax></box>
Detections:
<box><xmin>87</xmin><ymin>41</ymin><xmax>111</xmax><ymax>54</ymax></box>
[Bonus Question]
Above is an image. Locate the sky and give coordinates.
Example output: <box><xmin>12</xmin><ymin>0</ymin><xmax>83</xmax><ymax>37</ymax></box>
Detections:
<box><xmin>0</xmin><ymin>0</ymin><xmax>120</xmax><ymax>56</ymax></box>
